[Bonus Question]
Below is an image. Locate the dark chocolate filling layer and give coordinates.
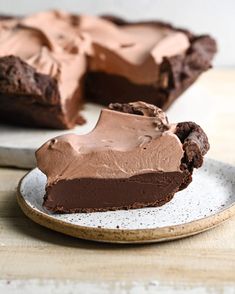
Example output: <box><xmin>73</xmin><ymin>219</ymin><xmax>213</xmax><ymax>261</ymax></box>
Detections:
<box><xmin>44</xmin><ymin>171</ymin><xmax>187</xmax><ymax>213</ymax></box>
<box><xmin>85</xmin><ymin>71</ymin><xmax>169</xmax><ymax>109</ymax></box>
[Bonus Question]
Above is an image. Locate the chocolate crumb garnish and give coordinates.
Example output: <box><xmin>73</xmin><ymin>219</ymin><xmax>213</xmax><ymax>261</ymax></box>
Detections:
<box><xmin>120</xmin><ymin>43</ymin><xmax>135</xmax><ymax>48</ymax></box>
<box><xmin>109</xmin><ymin>103</ymin><xmax>145</xmax><ymax>116</ymax></box>
<box><xmin>109</xmin><ymin>102</ymin><xmax>170</xmax><ymax>131</ymax></box>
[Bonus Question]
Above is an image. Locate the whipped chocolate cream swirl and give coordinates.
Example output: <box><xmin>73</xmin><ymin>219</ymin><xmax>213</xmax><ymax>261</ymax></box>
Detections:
<box><xmin>37</xmin><ymin>102</ymin><xmax>182</xmax><ymax>182</ymax></box>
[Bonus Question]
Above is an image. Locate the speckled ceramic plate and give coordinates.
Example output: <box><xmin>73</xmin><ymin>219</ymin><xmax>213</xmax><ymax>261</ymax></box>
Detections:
<box><xmin>17</xmin><ymin>158</ymin><xmax>235</xmax><ymax>243</ymax></box>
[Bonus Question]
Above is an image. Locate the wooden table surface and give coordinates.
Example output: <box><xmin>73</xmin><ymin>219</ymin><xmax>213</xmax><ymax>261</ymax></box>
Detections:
<box><xmin>0</xmin><ymin>69</ymin><xmax>235</xmax><ymax>293</ymax></box>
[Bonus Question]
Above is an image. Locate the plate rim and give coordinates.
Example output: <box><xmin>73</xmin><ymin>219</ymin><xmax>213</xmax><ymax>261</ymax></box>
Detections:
<box><xmin>17</xmin><ymin>159</ymin><xmax>235</xmax><ymax>244</ymax></box>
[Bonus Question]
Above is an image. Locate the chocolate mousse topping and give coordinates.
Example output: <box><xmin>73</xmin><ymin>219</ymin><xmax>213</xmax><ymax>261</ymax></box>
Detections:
<box><xmin>36</xmin><ymin>101</ymin><xmax>209</xmax><ymax>213</ymax></box>
<box><xmin>0</xmin><ymin>11</ymin><xmax>216</xmax><ymax>129</ymax></box>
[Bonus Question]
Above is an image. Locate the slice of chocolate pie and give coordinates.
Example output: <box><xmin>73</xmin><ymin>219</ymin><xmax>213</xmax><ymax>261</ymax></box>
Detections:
<box><xmin>36</xmin><ymin>101</ymin><xmax>209</xmax><ymax>213</ymax></box>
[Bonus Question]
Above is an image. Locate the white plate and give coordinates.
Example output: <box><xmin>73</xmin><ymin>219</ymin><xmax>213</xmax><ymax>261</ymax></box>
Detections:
<box><xmin>17</xmin><ymin>158</ymin><xmax>235</xmax><ymax>243</ymax></box>
<box><xmin>0</xmin><ymin>80</ymin><xmax>216</xmax><ymax>168</ymax></box>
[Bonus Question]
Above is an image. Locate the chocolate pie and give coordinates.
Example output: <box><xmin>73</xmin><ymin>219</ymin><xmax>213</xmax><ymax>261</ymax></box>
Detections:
<box><xmin>0</xmin><ymin>11</ymin><xmax>216</xmax><ymax>129</ymax></box>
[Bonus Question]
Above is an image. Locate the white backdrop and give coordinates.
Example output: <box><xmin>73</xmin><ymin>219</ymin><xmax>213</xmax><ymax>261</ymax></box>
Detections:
<box><xmin>0</xmin><ymin>0</ymin><xmax>234</xmax><ymax>67</ymax></box>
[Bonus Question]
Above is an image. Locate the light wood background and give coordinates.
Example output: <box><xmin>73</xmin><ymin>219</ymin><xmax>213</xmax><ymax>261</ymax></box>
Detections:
<box><xmin>0</xmin><ymin>69</ymin><xmax>235</xmax><ymax>293</ymax></box>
